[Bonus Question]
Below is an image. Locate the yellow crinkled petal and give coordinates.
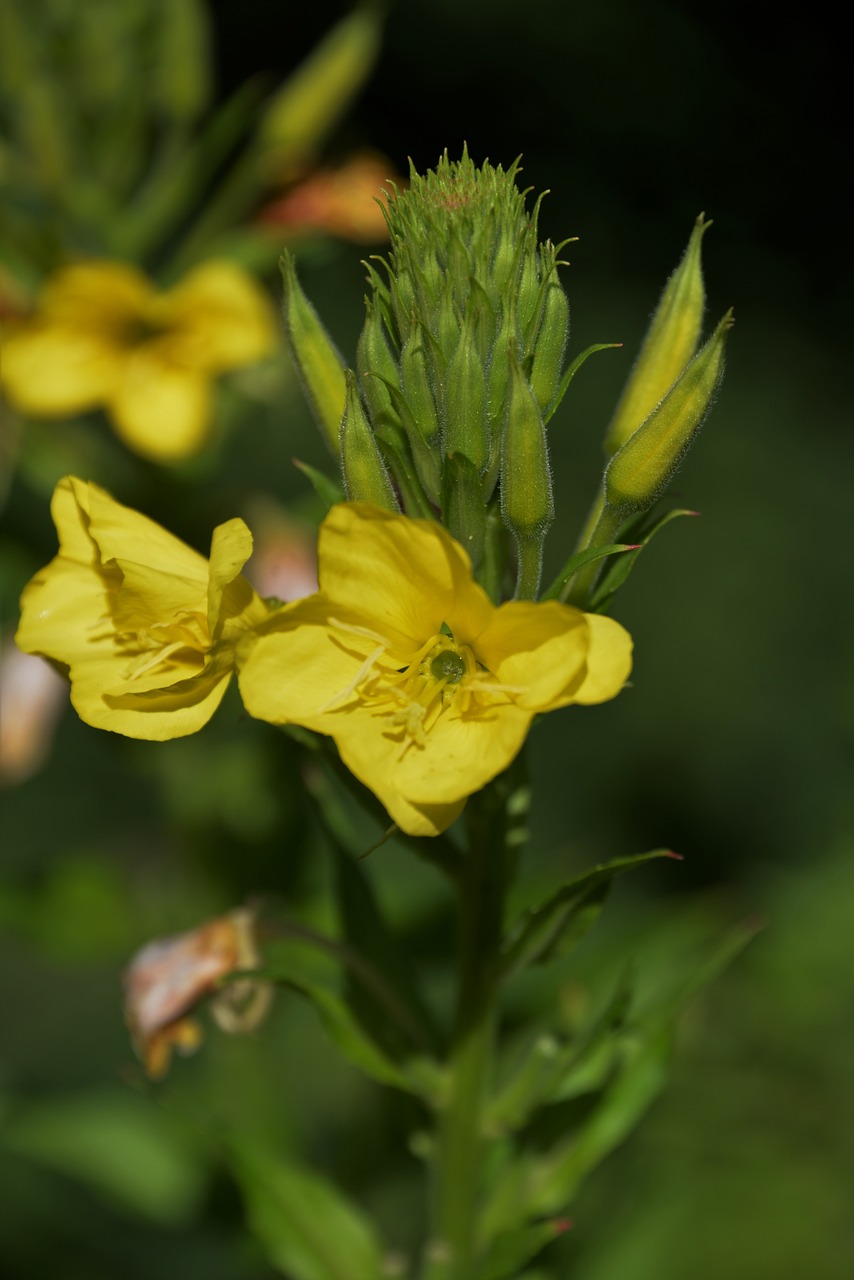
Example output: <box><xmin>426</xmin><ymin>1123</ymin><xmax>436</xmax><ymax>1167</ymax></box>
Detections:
<box><xmin>86</xmin><ymin>481</ymin><xmax>208</xmax><ymax>583</ymax></box>
<box><xmin>207</xmin><ymin>518</ymin><xmax>270</xmax><ymax>644</ymax></box>
<box><xmin>74</xmin><ymin>666</ymin><xmax>231</xmax><ymax>740</ymax></box>
<box><xmin>317</xmin><ymin>504</ymin><xmax>493</xmax><ymax>653</ymax></box>
<box><xmin>236</xmin><ymin>600</ymin><xmax>375</xmax><ymax>727</ymax></box>
<box><xmin>339</xmin><ymin>698</ymin><xmax>533</xmax><ymax>811</ymax></box>
<box><xmin>39</xmin><ymin>261</ymin><xmax>155</xmax><ymax>326</ymax></box>
<box><xmin>109</xmin><ymin>343</ymin><xmax>212</xmax><ymax>461</ymax></box>
<box><xmin>557</xmin><ymin>612</ymin><xmax>633</xmax><ymax>707</ymax></box>
<box><xmin>474</xmin><ymin>600</ymin><xmax>591</xmax><ymax>711</ymax></box>
<box><xmin>154</xmin><ymin>260</ymin><xmax>276</xmax><ymax>372</ymax></box>
<box><xmin>1</xmin><ymin>324</ymin><xmax>125</xmax><ymax>416</ymax></box>
<box><xmin>16</xmin><ymin>555</ymin><xmax>111</xmax><ymax>670</ymax></box>
<box><xmin>109</xmin><ymin>560</ymin><xmax>208</xmax><ymax>637</ymax></box>
<box><xmin>49</xmin><ymin>476</ymin><xmax>100</xmax><ymax>566</ymax></box>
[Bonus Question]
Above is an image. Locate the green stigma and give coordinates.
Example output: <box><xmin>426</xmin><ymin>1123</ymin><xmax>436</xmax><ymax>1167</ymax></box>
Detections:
<box><xmin>430</xmin><ymin>649</ymin><xmax>466</xmax><ymax>683</ymax></box>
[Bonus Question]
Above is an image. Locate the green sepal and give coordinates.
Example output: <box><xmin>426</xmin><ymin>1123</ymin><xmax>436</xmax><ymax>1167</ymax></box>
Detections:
<box><xmin>229</xmin><ymin>1138</ymin><xmax>384</xmax><ymax>1280</ymax></box>
<box><xmin>371</xmin><ymin>373</ymin><xmax>442</xmax><ymax>503</ymax></box>
<box><xmin>500</xmin><ymin>850</ymin><xmax>680</xmax><ymax>979</ymax></box>
<box><xmin>291</xmin><ymin>458</ymin><xmax>343</xmax><ymax>513</ymax></box>
<box><xmin>540</xmin><ymin>543</ymin><xmax>638</xmax><ymax>603</ymax></box>
<box><xmin>542</xmin><ymin>343</ymin><xmax>623</xmax><ymax>426</ymax></box>
<box><xmin>589</xmin><ymin>507</ymin><xmax>698</xmax><ymax>613</ymax></box>
<box><xmin>280</xmin><ymin>250</ymin><xmax>347</xmax><ymax>456</ymax></box>
<box><xmin>474</xmin><ymin>1218</ymin><xmax>572</xmax><ymax>1280</ymax></box>
<box><xmin>442</xmin><ymin>451</ymin><xmax>488</xmax><ymax>569</ymax></box>
<box><xmin>374</xmin><ymin>429</ymin><xmax>437</xmax><ymax>519</ymax></box>
<box><xmin>339</xmin><ymin>369</ymin><xmax>399</xmax><ymax>510</ymax></box>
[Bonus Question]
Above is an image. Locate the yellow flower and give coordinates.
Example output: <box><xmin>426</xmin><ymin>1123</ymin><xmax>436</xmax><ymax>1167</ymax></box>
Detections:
<box><xmin>237</xmin><ymin>504</ymin><xmax>633</xmax><ymax>837</ymax></box>
<box><xmin>1</xmin><ymin>259</ymin><xmax>276</xmax><ymax>461</ymax></box>
<box><xmin>16</xmin><ymin>476</ymin><xmax>269</xmax><ymax>739</ymax></box>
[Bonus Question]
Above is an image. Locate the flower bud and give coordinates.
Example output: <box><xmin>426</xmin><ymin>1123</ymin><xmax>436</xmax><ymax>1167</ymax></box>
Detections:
<box><xmin>399</xmin><ymin>320</ymin><xmax>441</xmax><ymax>445</ymax></box>
<box><xmin>280</xmin><ymin>251</ymin><xmax>346</xmax><ymax>455</ymax></box>
<box><xmin>605</xmin><ymin>214</ymin><xmax>710</xmax><ymax>456</ymax></box>
<box><xmin>356</xmin><ymin>299</ymin><xmax>401</xmax><ymax>434</ymax></box>
<box><xmin>501</xmin><ymin>348</ymin><xmax>555</xmax><ymax>597</ymax></box>
<box><xmin>444</xmin><ymin>312</ymin><xmax>489</xmax><ymax>472</ymax></box>
<box><xmin>340</xmin><ymin>370</ymin><xmax>399</xmax><ymax>511</ymax></box>
<box><xmin>529</xmin><ymin>264</ymin><xmax>570</xmax><ymax>416</ymax></box>
<box><xmin>605</xmin><ymin>310</ymin><xmax>732</xmax><ymax>513</ymax></box>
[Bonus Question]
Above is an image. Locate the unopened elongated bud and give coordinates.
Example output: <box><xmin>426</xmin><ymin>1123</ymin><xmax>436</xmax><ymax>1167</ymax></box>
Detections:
<box><xmin>340</xmin><ymin>371</ymin><xmax>398</xmax><ymax>511</ymax></box>
<box><xmin>605</xmin><ymin>215</ymin><xmax>710</xmax><ymax>456</ymax></box>
<box><xmin>529</xmin><ymin>268</ymin><xmax>570</xmax><ymax>415</ymax></box>
<box><xmin>280</xmin><ymin>252</ymin><xmax>346</xmax><ymax>455</ymax></box>
<box><xmin>399</xmin><ymin>321</ymin><xmax>441</xmax><ymax>445</ymax></box>
<box><xmin>501</xmin><ymin>349</ymin><xmax>554</xmax><ymax>598</ymax></box>
<box><xmin>356</xmin><ymin>300</ymin><xmax>401</xmax><ymax>434</ymax></box>
<box><xmin>444</xmin><ymin>313</ymin><xmax>488</xmax><ymax>471</ymax></box>
<box><xmin>605</xmin><ymin>310</ymin><xmax>733</xmax><ymax>513</ymax></box>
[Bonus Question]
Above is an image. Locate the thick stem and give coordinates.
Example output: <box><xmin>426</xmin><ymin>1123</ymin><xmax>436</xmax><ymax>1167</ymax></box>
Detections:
<box><xmin>421</xmin><ymin>782</ymin><xmax>515</xmax><ymax>1280</ymax></box>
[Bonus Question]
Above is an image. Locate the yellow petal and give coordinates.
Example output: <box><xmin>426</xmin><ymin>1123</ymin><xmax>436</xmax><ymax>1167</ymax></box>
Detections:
<box><xmin>74</xmin><ymin>666</ymin><xmax>231</xmax><ymax>740</ymax></box>
<box><xmin>1</xmin><ymin>324</ymin><xmax>124</xmax><ymax>415</ymax></box>
<box><xmin>86</xmin><ymin>480</ymin><xmax>208</xmax><ymax>583</ymax></box>
<box><xmin>475</xmin><ymin>600</ymin><xmax>591</xmax><ymax>710</ymax></box>
<box><xmin>16</xmin><ymin>555</ymin><xmax>111</xmax><ymax>670</ymax></box>
<box><xmin>207</xmin><ymin>518</ymin><xmax>269</xmax><ymax>643</ymax></box>
<box><xmin>155</xmin><ymin>260</ymin><xmax>276</xmax><ymax>372</ymax></box>
<box><xmin>109</xmin><ymin>344</ymin><xmax>212</xmax><ymax>461</ymax></box>
<box><xmin>317</xmin><ymin>503</ymin><xmax>493</xmax><ymax>653</ymax></box>
<box><xmin>236</xmin><ymin>599</ymin><xmax>374</xmax><ymax>726</ymax></box>
<box><xmin>559</xmin><ymin>612</ymin><xmax>633</xmax><ymax>706</ymax></box>
<box><xmin>40</xmin><ymin>261</ymin><xmax>154</xmax><ymax>326</ymax></box>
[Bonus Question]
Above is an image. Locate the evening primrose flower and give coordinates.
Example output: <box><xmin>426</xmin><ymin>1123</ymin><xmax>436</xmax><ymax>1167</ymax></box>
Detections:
<box><xmin>1</xmin><ymin>259</ymin><xmax>276</xmax><ymax>461</ymax></box>
<box><xmin>16</xmin><ymin>477</ymin><xmax>270</xmax><ymax>739</ymax></box>
<box><xmin>237</xmin><ymin>504</ymin><xmax>632</xmax><ymax>837</ymax></box>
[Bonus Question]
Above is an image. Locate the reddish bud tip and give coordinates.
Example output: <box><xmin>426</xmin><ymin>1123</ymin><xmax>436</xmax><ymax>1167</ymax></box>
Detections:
<box><xmin>552</xmin><ymin>1217</ymin><xmax>574</xmax><ymax>1234</ymax></box>
<box><xmin>664</xmin><ymin>850</ymin><xmax>685</xmax><ymax>861</ymax></box>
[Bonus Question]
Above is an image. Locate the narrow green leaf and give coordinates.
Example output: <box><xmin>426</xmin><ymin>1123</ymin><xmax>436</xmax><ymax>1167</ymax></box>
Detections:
<box><xmin>292</xmin><ymin>458</ymin><xmax>344</xmax><ymax>511</ymax></box>
<box><xmin>475</xmin><ymin>1217</ymin><xmax>572</xmax><ymax>1280</ymax></box>
<box><xmin>501</xmin><ymin>850</ymin><xmax>680</xmax><ymax>978</ymax></box>
<box><xmin>542</xmin><ymin>343</ymin><xmax>622</xmax><ymax>425</ymax></box>
<box><xmin>589</xmin><ymin>506</ymin><xmax>698</xmax><ymax>613</ymax></box>
<box><xmin>540</xmin><ymin>542</ymin><xmax>638</xmax><ymax>603</ymax></box>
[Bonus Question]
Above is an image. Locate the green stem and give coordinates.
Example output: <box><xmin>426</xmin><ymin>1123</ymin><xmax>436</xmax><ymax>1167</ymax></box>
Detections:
<box><xmin>565</xmin><ymin>500</ymin><xmax>625</xmax><ymax>607</ymax></box>
<box><xmin>421</xmin><ymin>782</ymin><xmax>515</xmax><ymax>1280</ymax></box>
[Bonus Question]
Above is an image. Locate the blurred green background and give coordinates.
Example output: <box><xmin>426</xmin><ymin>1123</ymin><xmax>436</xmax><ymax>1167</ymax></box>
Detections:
<box><xmin>1</xmin><ymin>1</ymin><xmax>851</xmax><ymax>1277</ymax></box>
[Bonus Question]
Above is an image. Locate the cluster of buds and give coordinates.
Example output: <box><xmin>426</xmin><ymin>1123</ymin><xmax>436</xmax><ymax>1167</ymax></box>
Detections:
<box><xmin>282</xmin><ymin>150</ymin><xmax>731</xmax><ymax>606</ymax></box>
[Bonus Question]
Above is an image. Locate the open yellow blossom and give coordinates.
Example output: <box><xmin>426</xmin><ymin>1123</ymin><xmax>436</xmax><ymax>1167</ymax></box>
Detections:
<box><xmin>1</xmin><ymin>260</ymin><xmax>276</xmax><ymax>461</ymax></box>
<box><xmin>16</xmin><ymin>477</ymin><xmax>270</xmax><ymax>739</ymax></box>
<box><xmin>237</xmin><ymin>504</ymin><xmax>633</xmax><ymax>837</ymax></box>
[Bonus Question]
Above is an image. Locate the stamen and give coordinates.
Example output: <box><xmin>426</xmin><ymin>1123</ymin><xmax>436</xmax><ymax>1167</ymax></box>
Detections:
<box><xmin>318</xmin><ymin>644</ymin><xmax>386</xmax><ymax>712</ymax></box>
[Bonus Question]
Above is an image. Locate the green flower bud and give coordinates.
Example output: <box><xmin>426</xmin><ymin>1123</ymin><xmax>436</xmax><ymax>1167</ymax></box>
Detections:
<box><xmin>605</xmin><ymin>214</ymin><xmax>710</xmax><ymax>456</ymax></box>
<box><xmin>442</xmin><ymin>451</ymin><xmax>487</xmax><ymax>569</ymax></box>
<box><xmin>501</xmin><ymin>348</ymin><xmax>555</xmax><ymax>598</ymax></box>
<box><xmin>280</xmin><ymin>251</ymin><xmax>346</xmax><ymax>455</ymax></box>
<box><xmin>605</xmin><ymin>310</ymin><xmax>733</xmax><ymax>514</ymax></box>
<box><xmin>356</xmin><ymin>300</ymin><xmax>401</xmax><ymax>434</ymax></box>
<box><xmin>529</xmin><ymin>266</ymin><xmax>570</xmax><ymax>416</ymax></box>
<box><xmin>340</xmin><ymin>371</ymin><xmax>398</xmax><ymax>511</ymax></box>
<box><xmin>399</xmin><ymin>320</ymin><xmax>441</xmax><ymax>446</ymax></box>
<box><xmin>444</xmin><ymin>312</ymin><xmax>488</xmax><ymax>472</ymax></box>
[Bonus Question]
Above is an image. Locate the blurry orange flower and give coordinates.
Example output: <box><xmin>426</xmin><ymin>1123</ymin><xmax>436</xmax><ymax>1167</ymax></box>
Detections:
<box><xmin>1</xmin><ymin>260</ymin><xmax>277</xmax><ymax>462</ymax></box>
<box><xmin>258</xmin><ymin>152</ymin><xmax>399</xmax><ymax>243</ymax></box>
<box><xmin>124</xmin><ymin>907</ymin><xmax>273</xmax><ymax>1079</ymax></box>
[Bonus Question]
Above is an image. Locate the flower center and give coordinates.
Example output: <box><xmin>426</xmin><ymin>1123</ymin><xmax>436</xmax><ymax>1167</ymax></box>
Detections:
<box><xmin>115</xmin><ymin>610</ymin><xmax>210</xmax><ymax>681</ymax></box>
<box><xmin>324</xmin><ymin>620</ymin><xmax>516</xmax><ymax>758</ymax></box>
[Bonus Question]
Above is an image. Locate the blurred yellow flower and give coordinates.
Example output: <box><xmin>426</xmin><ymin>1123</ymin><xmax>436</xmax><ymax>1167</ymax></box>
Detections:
<box><xmin>1</xmin><ymin>260</ymin><xmax>276</xmax><ymax>461</ymax></box>
<box><xmin>16</xmin><ymin>476</ymin><xmax>269</xmax><ymax>739</ymax></box>
<box><xmin>237</xmin><ymin>504</ymin><xmax>633</xmax><ymax>837</ymax></box>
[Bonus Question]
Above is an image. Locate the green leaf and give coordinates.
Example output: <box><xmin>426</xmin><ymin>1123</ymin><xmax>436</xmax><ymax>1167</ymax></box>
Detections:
<box><xmin>292</xmin><ymin>458</ymin><xmax>344</xmax><ymax>512</ymax></box>
<box><xmin>539</xmin><ymin>542</ymin><xmax>638</xmax><ymax>603</ymax></box>
<box><xmin>501</xmin><ymin>850</ymin><xmax>680</xmax><ymax>978</ymax></box>
<box><xmin>589</xmin><ymin>506</ymin><xmax>697</xmax><ymax>613</ymax></box>
<box><xmin>542</xmin><ymin>343</ymin><xmax>622</xmax><ymax>425</ymax></box>
<box><xmin>230</xmin><ymin>1139</ymin><xmax>383</xmax><ymax>1280</ymax></box>
<box><xmin>474</xmin><ymin>1218</ymin><xmax>572</xmax><ymax>1280</ymax></box>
